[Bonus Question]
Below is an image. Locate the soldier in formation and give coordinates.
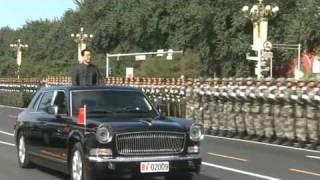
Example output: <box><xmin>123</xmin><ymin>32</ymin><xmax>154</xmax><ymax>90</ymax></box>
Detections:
<box><xmin>107</xmin><ymin>76</ymin><xmax>319</xmax><ymax>150</ymax></box>
<box><xmin>183</xmin><ymin>77</ymin><xmax>319</xmax><ymax>150</ymax></box>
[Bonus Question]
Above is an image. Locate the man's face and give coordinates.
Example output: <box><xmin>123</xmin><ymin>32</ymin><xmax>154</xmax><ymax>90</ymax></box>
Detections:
<box><xmin>82</xmin><ymin>51</ymin><xmax>92</xmax><ymax>65</ymax></box>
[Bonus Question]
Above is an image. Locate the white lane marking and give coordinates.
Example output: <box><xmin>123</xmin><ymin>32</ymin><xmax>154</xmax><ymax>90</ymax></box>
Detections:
<box><xmin>0</xmin><ymin>130</ymin><xmax>14</xmax><ymax>136</ymax></box>
<box><xmin>0</xmin><ymin>105</ymin><xmax>25</xmax><ymax>110</ymax></box>
<box><xmin>0</xmin><ymin>140</ymin><xmax>15</xmax><ymax>147</ymax></box>
<box><xmin>202</xmin><ymin>162</ymin><xmax>281</xmax><ymax>180</ymax></box>
<box><xmin>306</xmin><ymin>155</ymin><xmax>320</xmax><ymax>160</ymax></box>
<box><xmin>8</xmin><ymin>114</ymin><xmax>17</xmax><ymax>119</ymax></box>
<box><xmin>205</xmin><ymin>135</ymin><xmax>320</xmax><ymax>154</ymax></box>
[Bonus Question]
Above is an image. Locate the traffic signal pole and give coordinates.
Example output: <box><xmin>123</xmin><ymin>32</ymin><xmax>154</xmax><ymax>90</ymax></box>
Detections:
<box><xmin>105</xmin><ymin>50</ymin><xmax>183</xmax><ymax>78</ymax></box>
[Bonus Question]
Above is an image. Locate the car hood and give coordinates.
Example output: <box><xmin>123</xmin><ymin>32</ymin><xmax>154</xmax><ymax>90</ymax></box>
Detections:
<box><xmin>86</xmin><ymin>117</ymin><xmax>189</xmax><ymax>134</ymax></box>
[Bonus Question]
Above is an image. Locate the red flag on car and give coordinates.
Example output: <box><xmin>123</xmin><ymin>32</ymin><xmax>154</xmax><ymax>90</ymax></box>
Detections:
<box><xmin>77</xmin><ymin>105</ymin><xmax>86</xmax><ymax>125</ymax></box>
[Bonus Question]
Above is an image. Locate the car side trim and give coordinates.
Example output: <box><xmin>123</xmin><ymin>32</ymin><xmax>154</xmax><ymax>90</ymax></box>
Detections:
<box><xmin>88</xmin><ymin>154</ymin><xmax>201</xmax><ymax>162</ymax></box>
<box><xmin>29</xmin><ymin>151</ymin><xmax>67</xmax><ymax>164</ymax></box>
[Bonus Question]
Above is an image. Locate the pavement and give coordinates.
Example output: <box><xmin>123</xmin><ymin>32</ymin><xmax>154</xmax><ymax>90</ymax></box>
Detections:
<box><xmin>0</xmin><ymin>105</ymin><xmax>319</xmax><ymax>180</ymax></box>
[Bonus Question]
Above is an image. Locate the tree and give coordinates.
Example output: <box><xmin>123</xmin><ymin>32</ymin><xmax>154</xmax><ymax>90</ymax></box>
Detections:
<box><xmin>0</xmin><ymin>0</ymin><xmax>319</xmax><ymax>78</ymax></box>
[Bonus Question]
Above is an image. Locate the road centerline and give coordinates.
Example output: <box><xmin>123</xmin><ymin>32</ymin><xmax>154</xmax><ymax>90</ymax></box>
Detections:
<box><xmin>289</xmin><ymin>168</ymin><xmax>320</xmax><ymax>177</ymax></box>
<box><xmin>207</xmin><ymin>152</ymin><xmax>248</xmax><ymax>162</ymax></box>
<box><xmin>202</xmin><ymin>162</ymin><xmax>281</xmax><ymax>180</ymax></box>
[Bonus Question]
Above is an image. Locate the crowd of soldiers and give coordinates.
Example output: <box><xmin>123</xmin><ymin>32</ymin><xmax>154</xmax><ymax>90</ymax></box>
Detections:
<box><xmin>1</xmin><ymin>76</ymin><xmax>319</xmax><ymax>150</ymax></box>
<box><xmin>186</xmin><ymin>78</ymin><xmax>320</xmax><ymax>150</ymax></box>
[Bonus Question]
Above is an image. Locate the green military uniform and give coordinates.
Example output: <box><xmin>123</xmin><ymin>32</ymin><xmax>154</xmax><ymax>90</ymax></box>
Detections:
<box><xmin>264</xmin><ymin>79</ymin><xmax>276</xmax><ymax>141</ymax></box>
<box><xmin>282</xmin><ymin>79</ymin><xmax>296</xmax><ymax>145</ymax></box>
<box><xmin>209</xmin><ymin>78</ymin><xmax>221</xmax><ymax>135</ymax></box>
<box><xmin>203</xmin><ymin>79</ymin><xmax>213</xmax><ymax>132</ymax></box>
<box><xmin>225</xmin><ymin>78</ymin><xmax>237</xmax><ymax>137</ymax></box>
<box><xmin>313</xmin><ymin>82</ymin><xmax>320</xmax><ymax>149</ymax></box>
<box><xmin>185</xmin><ymin>78</ymin><xmax>194</xmax><ymax>120</ymax></box>
<box><xmin>305</xmin><ymin>80</ymin><xmax>318</xmax><ymax>149</ymax></box>
<box><xmin>234</xmin><ymin>78</ymin><xmax>246</xmax><ymax>138</ymax></box>
<box><xmin>295</xmin><ymin>81</ymin><xmax>308</xmax><ymax>147</ymax></box>
<box><xmin>243</xmin><ymin>79</ymin><xmax>255</xmax><ymax>138</ymax></box>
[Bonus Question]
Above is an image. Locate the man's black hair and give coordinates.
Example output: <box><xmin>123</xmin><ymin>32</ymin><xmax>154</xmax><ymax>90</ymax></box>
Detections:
<box><xmin>81</xmin><ymin>48</ymin><xmax>91</xmax><ymax>56</ymax></box>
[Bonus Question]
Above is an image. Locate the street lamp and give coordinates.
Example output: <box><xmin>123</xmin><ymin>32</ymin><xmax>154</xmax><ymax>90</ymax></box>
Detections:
<box><xmin>242</xmin><ymin>0</ymin><xmax>279</xmax><ymax>78</ymax></box>
<box><xmin>71</xmin><ymin>27</ymin><xmax>93</xmax><ymax>63</ymax></box>
<box><xmin>9</xmin><ymin>39</ymin><xmax>28</xmax><ymax>79</ymax></box>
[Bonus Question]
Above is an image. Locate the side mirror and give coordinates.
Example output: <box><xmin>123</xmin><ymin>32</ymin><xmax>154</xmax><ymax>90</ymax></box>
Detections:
<box><xmin>48</xmin><ymin>105</ymin><xmax>59</xmax><ymax>116</ymax></box>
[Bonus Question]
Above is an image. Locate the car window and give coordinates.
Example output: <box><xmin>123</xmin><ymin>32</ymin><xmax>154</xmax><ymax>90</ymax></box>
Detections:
<box><xmin>37</xmin><ymin>91</ymin><xmax>54</xmax><ymax>112</ymax></box>
<box><xmin>28</xmin><ymin>91</ymin><xmax>42</xmax><ymax>111</ymax></box>
<box><xmin>53</xmin><ymin>91</ymin><xmax>67</xmax><ymax>114</ymax></box>
<box><xmin>71</xmin><ymin>90</ymin><xmax>156</xmax><ymax>118</ymax></box>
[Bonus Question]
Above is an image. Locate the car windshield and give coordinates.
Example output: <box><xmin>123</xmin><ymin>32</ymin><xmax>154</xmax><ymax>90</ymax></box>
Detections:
<box><xmin>71</xmin><ymin>90</ymin><xmax>157</xmax><ymax>118</ymax></box>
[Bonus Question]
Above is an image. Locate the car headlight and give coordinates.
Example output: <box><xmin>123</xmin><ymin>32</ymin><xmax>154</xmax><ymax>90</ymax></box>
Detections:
<box><xmin>189</xmin><ymin>123</ymin><xmax>204</xmax><ymax>141</ymax></box>
<box><xmin>96</xmin><ymin>124</ymin><xmax>113</xmax><ymax>144</ymax></box>
<box><xmin>90</xmin><ymin>148</ymin><xmax>112</xmax><ymax>156</ymax></box>
<box><xmin>188</xmin><ymin>145</ymin><xmax>200</xmax><ymax>153</ymax></box>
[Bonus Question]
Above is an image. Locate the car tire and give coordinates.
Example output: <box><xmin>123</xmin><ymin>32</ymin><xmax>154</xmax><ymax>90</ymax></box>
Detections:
<box><xmin>70</xmin><ymin>143</ymin><xmax>95</xmax><ymax>180</ymax></box>
<box><xmin>17</xmin><ymin>132</ymin><xmax>32</xmax><ymax>168</ymax></box>
<box><xmin>165</xmin><ymin>173</ymin><xmax>193</xmax><ymax>180</ymax></box>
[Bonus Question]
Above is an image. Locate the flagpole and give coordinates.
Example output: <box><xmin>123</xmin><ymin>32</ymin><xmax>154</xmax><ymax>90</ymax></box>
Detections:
<box><xmin>84</xmin><ymin>105</ymin><xmax>87</xmax><ymax>133</ymax></box>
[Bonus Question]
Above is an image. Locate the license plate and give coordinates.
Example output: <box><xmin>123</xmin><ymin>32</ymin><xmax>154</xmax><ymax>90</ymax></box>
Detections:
<box><xmin>140</xmin><ymin>161</ymin><xmax>169</xmax><ymax>173</ymax></box>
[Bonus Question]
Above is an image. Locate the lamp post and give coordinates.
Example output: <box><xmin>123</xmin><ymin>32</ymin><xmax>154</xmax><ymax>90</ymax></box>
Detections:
<box><xmin>106</xmin><ymin>49</ymin><xmax>183</xmax><ymax>78</ymax></box>
<box><xmin>242</xmin><ymin>0</ymin><xmax>279</xmax><ymax>78</ymax></box>
<box><xmin>10</xmin><ymin>39</ymin><xmax>28</xmax><ymax>79</ymax></box>
<box><xmin>71</xmin><ymin>27</ymin><xmax>93</xmax><ymax>63</ymax></box>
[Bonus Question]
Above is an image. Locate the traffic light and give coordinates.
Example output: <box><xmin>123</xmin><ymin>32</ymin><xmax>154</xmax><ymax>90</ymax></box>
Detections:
<box><xmin>260</xmin><ymin>58</ymin><xmax>270</xmax><ymax>77</ymax></box>
<box><xmin>108</xmin><ymin>68</ymin><xmax>112</xmax><ymax>76</ymax></box>
<box><xmin>261</xmin><ymin>58</ymin><xmax>270</xmax><ymax>72</ymax></box>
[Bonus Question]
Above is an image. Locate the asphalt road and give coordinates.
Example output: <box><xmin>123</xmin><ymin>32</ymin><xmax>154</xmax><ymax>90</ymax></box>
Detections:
<box><xmin>0</xmin><ymin>105</ymin><xmax>319</xmax><ymax>180</ymax></box>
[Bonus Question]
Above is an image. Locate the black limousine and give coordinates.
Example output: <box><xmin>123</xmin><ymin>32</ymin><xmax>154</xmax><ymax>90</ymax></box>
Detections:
<box><xmin>14</xmin><ymin>86</ymin><xmax>203</xmax><ymax>180</ymax></box>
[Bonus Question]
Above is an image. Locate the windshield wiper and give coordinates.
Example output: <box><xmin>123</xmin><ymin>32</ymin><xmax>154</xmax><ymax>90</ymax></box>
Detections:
<box><xmin>86</xmin><ymin>110</ymin><xmax>113</xmax><ymax>114</ymax></box>
<box><xmin>115</xmin><ymin>106</ymin><xmax>149</xmax><ymax>113</ymax></box>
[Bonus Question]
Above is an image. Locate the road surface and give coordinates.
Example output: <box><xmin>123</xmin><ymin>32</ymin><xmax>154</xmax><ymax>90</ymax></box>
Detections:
<box><xmin>0</xmin><ymin>105</ymin><xmax>319</xmax><ymax>180</ymax></box>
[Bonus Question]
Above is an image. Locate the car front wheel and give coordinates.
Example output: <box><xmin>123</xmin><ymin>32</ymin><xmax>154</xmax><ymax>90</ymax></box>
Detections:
<box><xmin>17</xmin><ymin>132</ymin><xmax>32</xmax><ymax>168</ymax></box>
<box><xmin>70</xmin><ymin>143</ymin><xmax>94</xmax><ymax>180</ymax></box>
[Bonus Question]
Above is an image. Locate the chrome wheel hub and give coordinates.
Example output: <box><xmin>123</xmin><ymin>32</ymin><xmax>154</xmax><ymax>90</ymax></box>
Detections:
<box><xmin>72</xmin><ymin>150</ymin><xmax>83</xmax><ymax>180</ymax></box>
<box><xmin>19</xmin><ymin>136</ymin><xmax>26</xmax><ymax>164</ymax></box>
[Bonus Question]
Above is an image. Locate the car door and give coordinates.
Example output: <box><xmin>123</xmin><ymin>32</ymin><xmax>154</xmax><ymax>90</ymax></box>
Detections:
<box><xmin>28</xmin><ymin>91</ymin><xmax>55</xmax><ymax>155</ymax></box>
<box><xmin>23</xmin><ymin>91</ymin><xmax>43</xmax><ymax>154</ymax></box>
<box><xmin>43</xmin><ymin>90</ymin><xmax>71</xmax><ymax>164</ymax></box>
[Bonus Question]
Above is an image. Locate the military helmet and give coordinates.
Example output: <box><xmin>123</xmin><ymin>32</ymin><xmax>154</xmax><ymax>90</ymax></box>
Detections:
<box><xmin>307</xmin><ymin>78</ymin><xmax>317</xmax><ymax>88</ymax></box>
<box><xmin>276</xmin><ymin>78</ymin><xmax>286</xmax><ymax>86</ymax></box>
<box><xmin>285</xmin><ymin>78</ymin><xmax>296</xmax><ymax>88</ymax></box>
<box><xmin>186</xmin><ymin>78</ymin><xmax>193</xmax><ymax>86</ymax></box>
<box><xmin>297</xmin><ymin>79</ymin><xmax>305</xmax><ymax>87</ymax></box>
<box><xmin>245</xmin><ymin>77</ymin><xmax>254</xmax><ymax>85</ymax></box>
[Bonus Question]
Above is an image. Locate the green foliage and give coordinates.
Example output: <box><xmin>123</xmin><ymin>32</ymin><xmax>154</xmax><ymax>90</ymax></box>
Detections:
<box><xmin>0</xmin><ymin>0</ymin><xmax>319</xmax><ymax>78</ymax></box>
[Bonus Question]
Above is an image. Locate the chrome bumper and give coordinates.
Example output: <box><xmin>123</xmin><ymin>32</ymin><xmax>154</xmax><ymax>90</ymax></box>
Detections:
<box><xmin>88</xmin><ymin>154</ymin><xmax>201</xmax><ymax>162</ymax></box>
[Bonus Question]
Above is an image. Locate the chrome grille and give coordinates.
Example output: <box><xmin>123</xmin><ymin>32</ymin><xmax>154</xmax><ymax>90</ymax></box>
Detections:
<box><xmin>116</xmin><ymin>131</ymin><xmax>186</xmax><ymax>155</ymax></box>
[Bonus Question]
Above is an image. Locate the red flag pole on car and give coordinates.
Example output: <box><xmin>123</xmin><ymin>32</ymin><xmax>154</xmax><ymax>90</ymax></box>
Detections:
<box><xmin>77</xmin><ymin>105</ymin><xmax>86</xmax><ymax>131</ymax></box>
